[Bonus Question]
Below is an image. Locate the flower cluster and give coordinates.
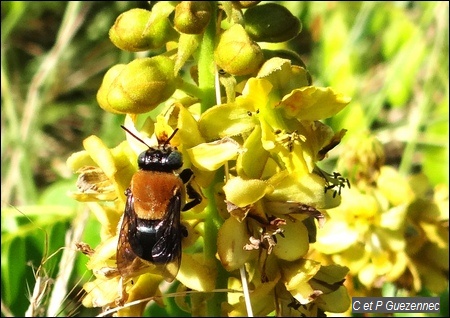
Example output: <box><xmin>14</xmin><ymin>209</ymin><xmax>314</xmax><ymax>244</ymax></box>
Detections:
<box><xmin>67</xmin><ymin>2</ymin><xmax>354</xmax><ymax>316</ymax></box>
<box><xmin>312</xmin><ymin>133</ymin><xmax>449</xmax><ymax>311</ymax></box>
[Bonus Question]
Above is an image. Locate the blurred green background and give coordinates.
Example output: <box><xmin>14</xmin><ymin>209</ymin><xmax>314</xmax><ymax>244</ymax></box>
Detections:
<box><xmin>1</xmin><ymin>1</ymin><xmax>448</xmax><ymax>317</ymax></box>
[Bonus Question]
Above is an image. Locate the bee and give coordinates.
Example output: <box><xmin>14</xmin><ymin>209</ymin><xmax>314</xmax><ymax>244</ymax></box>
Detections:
<box><xmin>116</xmin><ymin>125</ymin><xmax>202</xmax><ymax>283</ymax></box>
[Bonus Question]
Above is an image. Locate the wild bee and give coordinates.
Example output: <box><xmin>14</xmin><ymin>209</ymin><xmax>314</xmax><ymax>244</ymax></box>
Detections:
<box><xmin>117</xmin><ymin>125</ymin><xmax>202</xmax><ymax>282</ymax></box>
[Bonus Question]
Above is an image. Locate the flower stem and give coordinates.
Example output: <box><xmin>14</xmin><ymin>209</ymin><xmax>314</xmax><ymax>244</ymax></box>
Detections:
<box><xmin>197</xmin><ymin>1</ymin><xmax>217</xmax><ymax>113</ymax></box>
<box><xmin>203</xmin><ymin>169</ymin><xmax>228</xmax><ymax>316</ymax></box>
<box><xmin>196</xmin><ymin>3</ymin><xmax>228</xmax><ymax>315</ymax></box>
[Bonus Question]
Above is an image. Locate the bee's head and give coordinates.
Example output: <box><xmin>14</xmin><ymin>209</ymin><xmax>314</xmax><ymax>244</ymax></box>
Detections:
<box><xmin>121</xmin><ymin>125</ymin><xmax>183</xmax><ymax>172</ymax></box>
<box><xmin>138</xmin><ymin>147</ymin><xmax>183</xmax><ymax>172</ymax></box>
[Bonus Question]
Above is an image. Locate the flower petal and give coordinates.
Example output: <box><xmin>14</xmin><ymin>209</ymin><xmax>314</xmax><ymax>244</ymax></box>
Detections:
<box><xmin>187</xmin><ymin>137</ymin><xmax>243</xmax><ymax>171</ymax></box>
<box><xmin>266</xmin><ymin>171</ymin><xmax>330</xmax><ymax>208</ymax></box>
<box><xmin>281</xmin><ymin>258</ymin><xmax>321</xmax><ymax>291</ymax></box>
<box><xmin>257</xmin><ymin>57</ymin><xmax>310</xmax><ymax>96</ymax></box>
<box><xmin>177</xmin><ymin>252</ymin><xmax>217</xmax><ymax>291</ymax></box>
<box><xmin>217</xmin><ymin>217</ymin><xmax>257</xmax><ymax>271</ymax></box>
<box><xmin>223</xmin><ymin>176</ymin><xmax>273</xmax><ymax>207</ymax></box>
<box><xmin>314</xmin><ymin>221</ymin><xmax>359</xmax><ymax>254</ymax></box>
<box><xmin>272</xmin><ymin>217</ymin><xmax>309</xmax><ymax>261</ymax></box>
<box><xmin>198</xmin><ymin>103</ymin><xmax>257</xmax><ymax>140</ymax></box>
<box><xmin>278</xmin><ymin>86</ymin><xmax>350</xmax><ymax>121</ymax></box>
<box><xmin>236</xmin><ymin>125</ymin><xmax>270</xmax><ymax>179</ymax></box>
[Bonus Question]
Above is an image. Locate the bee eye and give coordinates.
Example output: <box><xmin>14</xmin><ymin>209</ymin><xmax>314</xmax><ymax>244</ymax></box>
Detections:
<box><xmin>167</xmin><ymin>151</ymin><xmax>182</xmax><ymax>168</ymax></box>
<box><xmin>137</xmin><ymin>151</ymin><xmax>151</xmax><ymax>166</ymax></box>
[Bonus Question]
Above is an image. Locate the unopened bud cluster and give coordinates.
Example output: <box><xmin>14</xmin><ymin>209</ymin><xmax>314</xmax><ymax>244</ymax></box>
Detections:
<box><xmin>98</xmin><ymin>1</ymin><xmax>304</xmax><ymax>114</ymax></box>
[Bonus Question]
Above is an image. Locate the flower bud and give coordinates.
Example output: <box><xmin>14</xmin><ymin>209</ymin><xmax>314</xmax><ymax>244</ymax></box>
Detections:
<box><xmin>96</xmin><ymin>64</ymin><xmax>126</xmax><ymax>114</ymax></box>
<box><xmin>244</xmin><ymin>3</ymin><xmax>301</xmax><ymax>42</ymax></box>
<box><xmin>337</xmin><ymin>132</ymin><xmax>385</xmax><ymax>185</ymax></box>
<box><xmin>232</xmin><ymin>1</ymin><xmax>261</xmax><ymax>9</ymax></box>
<box><xmin>214</xmin><ymin>24</ymin><xmax>264</xmax><ymax>76</ymax></box>
<box><xmin>109</xmin><ymin>8</ymin><xmax>178</xmax><ymax>52</ymax></box>
<box><xmin>97</xmin><ymin>56</ymin><xmax>177</xmax><ymax>114</ymax></box>
<box><xmin>262</xmin><ymin>49</ymin><xmax>307</xmax><ymax>69</ymax></box>
<box><xmin>174</xmin><ymin>1</ymin><xmax>212</xmax><ymax>34</ymax></box>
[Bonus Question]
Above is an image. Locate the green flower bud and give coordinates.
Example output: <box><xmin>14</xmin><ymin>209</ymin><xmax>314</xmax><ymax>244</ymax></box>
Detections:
<box><xmin>337</xmin><ymin>132</ymin><xmax>385</xmax><ymax>185</ymax></box>
<box><xmin>244</xmin><ymin>3</ymin><xmax>302</xmax><ymax>42</ymax></box>
<box><xmin>262</xmin><ymin>49</ymin><xmax>308</xmax><ymax>69</ymax></box>
<box><xmin>97</xmin><ymin>56</ymin><xmax>177</xmax><ymax>114</ymax></box>
<box><xmin>96</xmin><ymin>64</ymin><xmax>126</xmax><ymax>114</ymax></box>
<box><xmin>232</xmin><ymin>1</ymin><xmax>261</xmax><ymax>9</ymax></box>
<box><xmin>174</xmin><ymin>1</ymin><xmax>212</xmax><ymax>34</ymax></box>
<box><xmin>214</xmin><ymin>24</ymin><xmax>264</xmax><ymax>76</ymax></box>
<box><xmin>109</xmin><ymin>8</ymin><xmax>178</xmax><ymax>52</ymax></box>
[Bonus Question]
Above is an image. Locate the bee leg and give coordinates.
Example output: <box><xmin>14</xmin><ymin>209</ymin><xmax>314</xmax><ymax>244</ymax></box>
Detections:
<box><xmin>179</xmin><ymin>168</ymin><xmax>202</xmax><ymax>211</ymax></box>
<box><xmin>181</xmin><ymin>223</ymin><xmax>188</xmax><ymax>237</ymax></box>
<box><xmin>183</xmin><ymin>183</ymin><xmax>202</xmax><ymax>211</ymax></box>
<box><xmin>179</xmin><ymin>168</ymin><xmax>194</xmax><ymax>183</ymax></box>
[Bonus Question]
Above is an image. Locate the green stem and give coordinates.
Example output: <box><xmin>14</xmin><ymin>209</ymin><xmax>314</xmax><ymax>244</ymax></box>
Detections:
<box><xmin>197</xmin><ymin>2</ymin><xmax>218</xmax><ymax>112</ymax></box>
<box><xmin>196</xmin><ymin>3</ymin><xmax>228</xmax><ymax>315</ymax></box>
<box><xmin>178</xmin><ymin>79</ymin><xmax>203</xmax><ymax>99</ymax></box>
<box><xmin>203</xmin><ymin>168</ymin><xmax>228</xmax><ymax>316</ymax></box>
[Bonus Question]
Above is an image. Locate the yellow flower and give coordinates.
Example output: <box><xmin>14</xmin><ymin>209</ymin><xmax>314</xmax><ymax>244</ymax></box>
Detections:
<box><xmin>197</xmin><ymin>58</ymin><xmax>352</xmax><ymax>315</ymax></box>
<box><xmin>316</xmin><ymin>132</ymin><xmax>449</xmax><ymax>297</ymax></box>
<box><xmin>314</xmin><ymin>184</ymin><xmax>409</xmax><ymax>288</ymax></box>
<box><xmin>68</xmin><ymin>112</ymin><xmax>213</xmax><ymax>313</ymax></box>
<box><xmin>71</xmin><ymin>55</ymin><xmax>353</xmax><ymax>315</ymax></box>
<box><xmin>402</xmin><ymin>180</ymin><xmax>449</xmax><ymax>294</ymax></box>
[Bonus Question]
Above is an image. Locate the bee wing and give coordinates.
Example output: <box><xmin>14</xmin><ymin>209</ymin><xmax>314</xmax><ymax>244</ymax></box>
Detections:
<box><xmin>116</xmin><ymin>189</ymin><xmax>149</xmax><ymax>279</ymax></box>
<box><xmin>151</xmin><ymin>190</ymin><xmax>183</xmax><ymax>282</ymax></box>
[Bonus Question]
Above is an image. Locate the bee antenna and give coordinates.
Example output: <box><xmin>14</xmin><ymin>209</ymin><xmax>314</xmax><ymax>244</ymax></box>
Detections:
<box><xmin>164</xmin><ymin>128</ymin><xmax>179</xmax><ymax>146</ymax></box>
<box><xmin>121</xmin><ymin>125</ymin><xmax>152</xmax><ymax>148</ymax></box>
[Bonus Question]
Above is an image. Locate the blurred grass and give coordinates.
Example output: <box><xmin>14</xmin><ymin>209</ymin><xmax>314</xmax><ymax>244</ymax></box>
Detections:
<box><xmin>1</xmin><ymin>1</ymin><xmax>448</xmax><ymax>317</ymax></box>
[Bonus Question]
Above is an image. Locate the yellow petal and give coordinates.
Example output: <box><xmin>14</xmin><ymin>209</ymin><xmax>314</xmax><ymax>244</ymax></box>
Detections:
<box><xmin>226</xmin><ymin>278</ymin><xmax>279</xmax><ymax>317</ymax></box>
<box><xmin>174</xmin><ymin>102</ymin><xmax>205</xmax><ymax>147</ymax></box>
<box><xmin>257</xmin><ymin>57</ymin><xmax>310</xmax><ymax>96</ymax></box>
<box><xmin>279</xmin><ymin>86</ymin><xmax>350</xmax><ymax>120</ymax></box>
<box><xmin>82</xmin><ymin>276</ymin><xmax>121</xmax><ymax>308</ymax></box>
<box><xmin>117</xmin><ymin>273</ymin><xmax>163</xmax><ymax>317</ymax></box>
<box><xmin>66</xmin><ymin>150</ymin><xmax>97</xmax><ymax>171</ymax></box>
<box><xmin>217</xmin><ymin>217</ymin><xmax>257</xmax><ymax>271</ymax></box>
<box><xmin>315</xmin><ymin>221</ymin><xmax>359</xmax><ymax>254</ymax></box>
<box><xmin>331</xmin><ymin>243</ymin><xmax>369</xmax><ymax>275</ymax></box>
<box><xmin>281</xmin><ymin>258</ymin><xmax>321</xmax><ymax>291</ymax></box>
<box><xmin>377</xmin><ymin>166</ymin><xmax>415</xmax><ymax>206</ymax></box>
<box><xmin>358</xmin><ymin>263</ymin><xmax>377</xmax><ymax>287</ymax></box>
<box><xmin>177</xmin><ymin>252</ymin><xmax>217</xmax><ymax>291</ymax></box>
<box><xmin>198</xmin><ymin>102</ymin><xmax>257</xmax><ymax>140</ymax></box>
<box><xmin>86</xmin><ymin>235</ymin><xmax>118</xmax><ymax>271</ymax></box>
<box><xmin>266</xmin><ymin>171</ymin><xmax>329</xmax><ymax>208</ymax></box>
<box><xmin>272</xmin><ymin>217</ymin><xmax>309</xmax><ymax>261</ymax></box>
<box><xmin>187</xmin><ymin>138</ymin><xmax>243</xmax><ymax>171</ymax></box>
<box><xmin>82</xmin><ymin>135</ymin><xmax>117</xmax><ymax>178</ymax></box>
<box><xmin>236</xmin><ymin>125</ymin><xmax>270</xmax><ymax>179</ymax></box>
<box><xmin>223</xmin><ymin>177</ymin><xmax>273</xmax><ymax>207</ymax></box>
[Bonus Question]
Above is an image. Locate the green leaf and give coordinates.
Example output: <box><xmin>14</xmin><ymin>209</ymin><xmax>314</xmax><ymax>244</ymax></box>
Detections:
<box><xmin>1</xmin><ymin>235</ymin><xmax>26</xmax><ymax>308</ymax></box>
